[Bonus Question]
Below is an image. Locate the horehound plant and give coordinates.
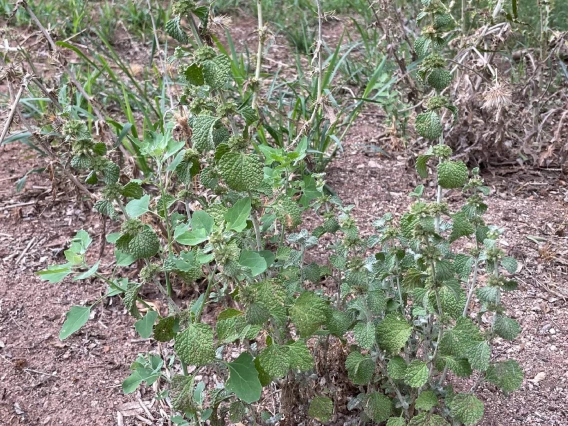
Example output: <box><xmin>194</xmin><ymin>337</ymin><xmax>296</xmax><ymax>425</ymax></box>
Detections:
<box><xmin>312</xmin><ymin>1</ymin><xmax>524</xmax><ymax>424</ymax></box>
<box><xmin>36</xmin><ymin>0</ymin><xmax>523</xmax><ymax>424</ymax></box>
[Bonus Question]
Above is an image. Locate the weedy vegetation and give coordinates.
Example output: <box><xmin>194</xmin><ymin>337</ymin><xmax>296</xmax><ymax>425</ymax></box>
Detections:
<box><xmin>3</xmin><ymin>0</ymin><xmax>566</xmax><ymax>424</ymax></box>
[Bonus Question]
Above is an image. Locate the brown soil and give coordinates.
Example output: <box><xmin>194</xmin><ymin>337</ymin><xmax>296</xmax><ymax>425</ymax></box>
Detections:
<box><xmin>2</xmin><ymin>11</ymin><xmax>568</xmax><ymax>426</ymax></box>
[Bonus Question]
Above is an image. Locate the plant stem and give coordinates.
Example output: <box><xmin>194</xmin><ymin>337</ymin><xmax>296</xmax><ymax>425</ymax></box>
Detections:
<box><xmin>251</xmin><ymin>213</ymin><xmax>263</xmax><ymax>251</ymax></box>
<box><xmin>434</xmin><ymin>134</ymin><xmax>444</xmax><ymax>233</ymax></box>
<box><xmin>463</xmin><ymin>252</ymin><xmax>480</xmax><ymax>317</ymax></box>
<box><xmin>252</xmin><ymin>0</ymin><xmax>264</xmax><ymax>111</ymax></box>
<box><xmin>377</xmin><ymin>351</ymin><xmax>409</xmax><ymax>415</ymax></box>
<box><xmin>180</xmin><ymin>360</ymin><xmax>189</xmax><ymax>376</ymax></box>
<box><xmin>196</xmin><ymin>267</ymin><xmax>215</xmax><ymax>322</ymax></box>
<box><xmin>288</xmin><ymin>0</ymin><xmax>324</xmax><ymax>149</ymax></box>
<box><xmin>428</xmin><ymin>287</ymin><xmax>444</xmax><ymax>378</ymax></box>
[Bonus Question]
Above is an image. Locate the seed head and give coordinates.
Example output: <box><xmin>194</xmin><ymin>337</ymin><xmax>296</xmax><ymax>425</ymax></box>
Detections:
<box><xmin>482</xmin><ymin>82</ymin><xmax>512</xmax><ymax>121</ymax></box>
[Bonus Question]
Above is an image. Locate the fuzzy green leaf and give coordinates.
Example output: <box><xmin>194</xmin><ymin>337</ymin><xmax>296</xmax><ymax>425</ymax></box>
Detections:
<box><xmin>225</xmin><ymin>353</ymin><xmax>262</xmax><ymax>403</ymax></box>
<box><xmin>170</xmin><ymin>374</ymin><xmax>196</xmax><ymax>413</ymax></box>
<box><xmin>192</xmin><ymin>115</ymin><xmax>219</xmax><ymax>152</ymax></box>
<box><xmin>287</xmin><ymin>340</ymin><xmax>314</xmax><ymax>371</ymax></box>
<box><xmin>200</xmin><ymin>166</ymin><xmax>219</xmax><ymax>189</ymax></box>
<box><xmin>254</xmin><ymin>280</ymin><xmax>287</xmax><ymax>326</ymax></box>
<box><xmin>238</xmin><ymin>104</ymin><xmax>259</xmax><ymax>125</ymax></box>
<box><xmin>219</xmin><ymin>152</ymin><xmax>263</xmax><ymax>192</ymax></box>
<box><xmin>102</xmin><ymin>161</ymin><xmax>120</xmax><ymax>184</ymax></box>
<box><xmin>128</xmin><ymin>226</ymin><xmax>160</xmax><ymax>259</ymax></box>
<box><xmin>309</xmin><ymin>396</ymin><xmax>333</xmax><ymax>423</ymax></box>
<box><xmin>408</xmin><ymin>412</ymin><xmax>450</xmax><ymax>426</ymax></box>
<box><xmin>376</xmin><ymin>314</ymin><xmax>412</xmax><ymax>354</ymax></box>
<box><xmin>414</xmin><ymin>36</ymin><xmax>431</xmax><ymax>57</ymax></box>
<box><xmin>469</xmin><ymin>341</ymin><xmax>491</xmax><ymax>371</ymax></box>
<box><xmin>493</xmin><ymin>315</ymin><xmax>521</xmax><ymax>340</ymax></box>
<box><xmin>454</xmin><ymin>254</ymin><xmax>474</xmax><ymax>281</ymax></box>
<box><xmin>450</xmin><ymin>211</ymin><xmax>475</xmax><ymax>243</ymax></box>
<box><xmin>415</xmin><ymin>390</ymin><xmax>438</xmax><ymax>411</ymax></box>
<box><xmin>166</xmin><ymin>16</ymin><xmax>188</xmax><ymax>43</ymax></box>
<box><xmin>203</xmin><ymin>55</ymin><xmax>232</xmax><ymax>89</ymax></box>
<box><xmin>437</xmin><ymin>161</ymin><xmax>468</xmax><ymax>189</ymax></box>
<box><xmin>435</xmin><ymin>260</ymin><xmax>455</xmax><ymax>281</ymax></box>
<box><xmin>94</xmin><ymin>199</ymin><xmax>118</xmax><ymax>219</ymax></box>
<box><xmin>290</xmin><ymin>291</ymin><xmax>328</xmax><ymax>338</ymax></box>
<box><xmin>364</xmin><ymin>392</ymin><xmax>392</xmax><ymax>423</ymax></box>
<box><xmin>216</xmin><ymin>309</ymin><xmax>243</xmax><ymax>343</ymax></box>
<box><xmin>258</xmin><ymin>344</ymin><xmax>290</xmax><ymax>379</ymax></box>
<box><xmin>416</xmin><ymin>154</ymin><xmax>433</xmax><ymax>179</ymax></box>
<box><xmin>174</xmin><ymin>323</ymin><xmax>215</xmax><ymax>367</ymax></box>
<box><xmin>501</xmin><ymin>257</ymin><xmax>518</xmax><ymax>274</ymax></box>
<box><xmin>445</xmin><ymin>357</ymin><xmax>473</xmax><ymax>377</ymax></box>
<box><xmin>477</xmin><ymin>286</ymin><xmax>501</xmax><ymax>305</ymax></box>
<box><xmin>415</xmin><ymin>111</ymin><xmax>443</xmax><ymax>140</ymax></box>
<box><xmin>367</xmin><ymin>290</ymin><xmax>387</xmax><ymax>315</ymax></box>
<box><xmin>387</xmin><ymin>356</ymin><xmax>407</xmax><ymax>380</ymax></box>
<box><xmin>426</xmin><ymin>68</ymin><xmax>452</xmax><ymax>91</ymax></box>
<box><xmin>345</xmin><ymin>351</ymin><xmax>375</xmax><ymax>385</ymax></box>
<box><xmin>212</xmin><ymin>125</ymin><xmax>230</xmax><ymax>146</ymax></box>
<box><xmin>486</xmin><ymin>360</ymin><xmax>523</xmax><ymax>393</ymax></box>
<box><xmin>439</xmin><ymin>286</ymin><xmax>466</xmax><ymax>319</ymax></box>
<box><xmin>448</xmin><ymin>394</ymin><xmax>484</xmax><ymax>425</ymax></box>
<box><xmin>353</xmin><ymin>322</ymin><xmax>376</xmax><ymax>350</ymax></box>
<box><xmin>274</xmin><ymin>196</ymin><xmax>302</xmax><ymax>229</ymax></box>
<box><xmin>154</xmin><ymin>315</ymin><xmax>177</xmax><ymax>342</ymax></box>
<box><xmin>404</xmin><ymin>360</ymin><xmax>429</xmax><ymax>388</ymax></box>
<box><xmin>326</xmin><ymin>309</ymin><xmax>352</xmax><ymax>337</ymax></box>
<box><xmin>123</xmin><ymin>282</ymin><xmax>141</xmax><ymax>318</ymax></box>
<box><xmin>121</xmin><ymin>181</ymin><xmax>143</xmax><ymax>199</ymax></box>
<box><xmin>229</xmin><ymin>401</ymin><xmax>246</xmax><ymax>423</ymax></box>
<box><xmin>387</xmin><ymin>418</ymin><xmax>407</xmax><ymax>426</ymax></box>
<box><xmin>184</xmin><ymin>63</ymin><xmax>204</xmax><ymax>86</ymax></box>
<box><xmin>440</xmin><ymin>318</ymin><xmax>481</xmax><ymax>358</ymax></box>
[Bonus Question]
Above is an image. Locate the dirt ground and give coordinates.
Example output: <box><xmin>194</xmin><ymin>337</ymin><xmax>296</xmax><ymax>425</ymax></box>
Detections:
<box><xmin>1</xmin><ymin>12</ymin><xmax>568</xmax><ymax>426</ymax></box>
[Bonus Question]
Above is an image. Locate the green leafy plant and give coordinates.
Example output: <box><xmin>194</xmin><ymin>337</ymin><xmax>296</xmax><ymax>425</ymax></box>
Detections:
<box><xmin>34</xmin><ymin>0</ymin><xmax>523</xmax><ymax>424</ymax></box>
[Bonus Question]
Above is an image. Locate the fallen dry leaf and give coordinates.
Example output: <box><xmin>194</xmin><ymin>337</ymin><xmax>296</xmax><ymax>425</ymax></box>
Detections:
<box><xmin>528</xmin><ymin>372</ymin><xmax>546</xmax><ymax>384</ymax></box>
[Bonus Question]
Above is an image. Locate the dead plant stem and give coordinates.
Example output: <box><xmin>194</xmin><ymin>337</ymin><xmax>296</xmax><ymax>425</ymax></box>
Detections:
<box><xmin>288</xmin><ymin>0</ymin><xmax>324</xmax><ymax>148</ymax></box>
<box><xmin>252</xmin><ymin>0</ymin><xmax>264</xmax><ymax>111</ymax></box>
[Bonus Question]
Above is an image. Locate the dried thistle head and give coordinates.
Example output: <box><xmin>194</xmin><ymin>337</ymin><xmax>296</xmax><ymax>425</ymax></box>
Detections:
<box><xmin>482</xmin><ymin>81</ymin><xmax>512</xmax><ymax>121</ymax></box>
<box><xmin>209</xmin><ymin>14</ymin><xmax>232</xmax><ymax>31</ymax></box>
<box><xmin>173</xmin><ymin>111</ymin><xmax>192</xmax><ymax>141</ymax></box>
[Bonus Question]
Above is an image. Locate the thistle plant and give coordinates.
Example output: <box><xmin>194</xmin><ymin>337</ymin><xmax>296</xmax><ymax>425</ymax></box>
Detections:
<box><xmin>36</xmin><ymin>0</ymin><xmax>522</xmax><ymax>424</ymax></box>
